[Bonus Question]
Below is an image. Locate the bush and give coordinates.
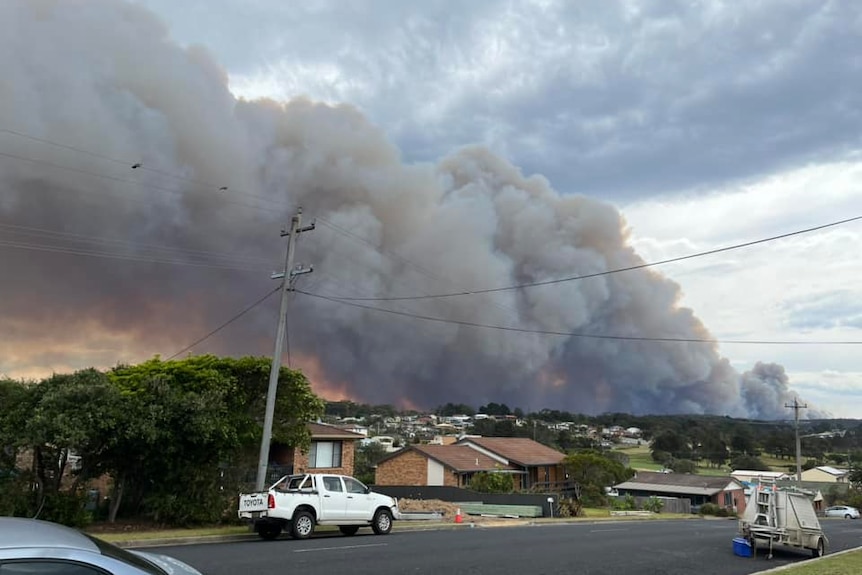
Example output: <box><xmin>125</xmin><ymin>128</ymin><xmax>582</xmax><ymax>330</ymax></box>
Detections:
<box><xmin>643</xmin><ymin>496</ymin><xmax>664</xmax><ymax>513</ymax></box>
<box><xmin>715</xmin><ymin>507</ymin><xmax>730</xmax><ymax>518</ymax></box>
<box><xmin>469</xmin><ymin>471</ymin><xmax>514</xmax><ymax>494</ymax></box>
<box><xmin>557</xmin><ymin>497</ymin><xmax>582</xmax><ymax>518</ymax></box>
<box><xmin>699</xmin><ymin>502</ymin><xmax>719</xmax><ymax>516</ymax></box>
<box><xmin>37</xmin><ymin>492</ymin><xmax>92</xmax><ymax>528</ymax></box>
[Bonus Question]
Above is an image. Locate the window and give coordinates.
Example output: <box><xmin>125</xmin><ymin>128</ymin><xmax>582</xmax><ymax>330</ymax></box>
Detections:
<box><xmin>322</xmin><ymin>476</ymin><xmax>343</xmax><ymax>492</ymax></box>
<box><xmin>724</xmin><ymin>492</ymin><xmax>733</xmax><ymax>507</ymax></box>
<box><xmin>344</xmin><ymin>477</ymin><xmax>367</xmax><ymax>494</ymax></box>
<box><xmin>308</xmin><ymin>441</ymin><xmax>342</xmax><ymax>468</ymax></box>
<box><xmin>0</xmin><ymin>562</ymin><xmax>106</xmax><ymax>574</ymax></box>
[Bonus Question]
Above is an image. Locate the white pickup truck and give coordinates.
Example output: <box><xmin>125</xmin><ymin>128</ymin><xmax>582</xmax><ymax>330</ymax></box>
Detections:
<box><xmin>238</xmin><ymin>473</ymin><xmax>400</xmax><ymax>540</ymax></box>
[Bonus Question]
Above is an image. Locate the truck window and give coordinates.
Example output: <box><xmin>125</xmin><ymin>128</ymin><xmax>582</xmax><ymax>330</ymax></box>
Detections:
<box><xmin>344</xmin><ymin>477</ymin><xmax>367</xmax><ymax>494</ymax></box>
<box><xmin>322</xmin><ymin>476</ymin><xmax>343</xmax><ymax>492</ymax></box>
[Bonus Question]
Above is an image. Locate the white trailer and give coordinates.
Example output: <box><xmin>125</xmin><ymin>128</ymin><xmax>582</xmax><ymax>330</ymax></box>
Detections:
<box><xmin>738</xmin><ymin>483</ymin><xmax>827</xmax><ymax>559</ymax></box>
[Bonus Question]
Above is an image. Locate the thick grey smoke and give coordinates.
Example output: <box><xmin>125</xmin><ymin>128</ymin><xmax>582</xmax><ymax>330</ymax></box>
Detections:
<box><xmin>0</xmin><ymin>0</ymin><xmax>819</xmax><ymax>418</ymax></box>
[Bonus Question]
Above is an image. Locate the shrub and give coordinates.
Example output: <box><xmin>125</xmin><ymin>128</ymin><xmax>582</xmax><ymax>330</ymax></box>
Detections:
<box><xmin>643</xmin><ymin>496</ymin><xmax>664</xmax><ymax>513</ymax></box>
<box><xmin>699</xmin><ymin>502</ymin><xmax>719</xmax><ymax>516</ymax></box>
<box><xmin>37</xmin><ymin>492</ymin><xmax>92</xmax><ymax>528</ymax></box>
<box><xmin>557</xmin><ymin>497</ymin><xmax>582</xmax><ymax>518</ymax></box>
<box><xmin>469</xmin><ymin>471</ymin><xmax>514</xmax><ymax>494</ymax></box>
<box><xmin>715</xmin><ymin>507</ymin><xmax>730</xmax><ymax>518</ymax></box>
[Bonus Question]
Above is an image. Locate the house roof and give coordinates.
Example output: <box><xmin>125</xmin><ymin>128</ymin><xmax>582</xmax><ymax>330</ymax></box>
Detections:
<box><xmin>411</xmin><ymin>445</ymin><xmax>519</xmax><ymax>473</ymax></box>
<box><xmin>308</xmin><ymin>422</ymin><xmax>364</xmax><ymax>440</ymax></box>
<box><xmin>615</xmin><ymin>471</ymin><xmax>744</xmax><ymax>497</ymax></box>
<box><xmin>809</xmin><ymin>466</ymin><xmax>848</xmax><ymax>477</ymax></box>
<box><xmin>455</xmin><ymin>437</ymin><xmax>566</xmax><ymax>466</ymax></box>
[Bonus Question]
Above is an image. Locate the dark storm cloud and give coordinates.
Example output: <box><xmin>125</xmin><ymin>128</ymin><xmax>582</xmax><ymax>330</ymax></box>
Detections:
<box><xmin>148</xmin><ymin>0</ymin><xmax>862</xmax><ymax>201</ymax></box>
<box><xmin>0</xmin><ymin>0</ymin><xmax>822</xmax><ymax>418</ymax></box>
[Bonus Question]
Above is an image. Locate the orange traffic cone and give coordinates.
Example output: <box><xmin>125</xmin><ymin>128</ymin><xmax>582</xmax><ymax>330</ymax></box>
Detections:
<box><xmin>454</xmin><ymin>508</ymin><xmax>463</xmax><ymax>524</ymax></box>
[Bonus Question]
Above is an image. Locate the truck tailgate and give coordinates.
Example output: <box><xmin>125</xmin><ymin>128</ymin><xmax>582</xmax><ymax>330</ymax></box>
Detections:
<box><xmin>238</xmin><ymin>492</ymin><xmax>269</xmax><ymax>515</ymax></box>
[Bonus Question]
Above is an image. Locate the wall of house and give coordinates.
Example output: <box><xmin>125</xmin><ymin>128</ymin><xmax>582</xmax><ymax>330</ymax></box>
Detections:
<box><xmin>293</xmin><ymin>440</ymin><xmax>356</xmax><ymax>477</ymax></box>
<box><xmin>376</xmin><ymin>450</ymin><xmax>428</xmax><ymax>486</ymax></box>
<box><xmin>715</xmin><ymin>488</ymin><xmax>746</xmax><ymax>515</ymax></box>
<box><xmin>800</xmin><ymin>469</ymin><xmax>845</xmax><ymax>483</ymax></box>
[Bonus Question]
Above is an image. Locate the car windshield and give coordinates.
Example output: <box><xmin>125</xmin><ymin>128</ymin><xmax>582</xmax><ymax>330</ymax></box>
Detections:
<box><xmin>84</xmin><ymin>534</ymin><xmax>167</xmax><ymax>575</ymax></box>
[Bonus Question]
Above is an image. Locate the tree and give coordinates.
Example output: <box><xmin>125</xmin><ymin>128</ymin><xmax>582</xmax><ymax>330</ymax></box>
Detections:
<box><xmin>730</xmin><ymin>454</ymin><xmax>770</xmax><ymax>472</ymax></box>
<box><xmin>353</xmin><ymin>442</ymin><xmax>388</xmax><ymax>485</ymax></box>
<box><xmin>650</xmin><ymin>430</ymin><xmax>687</xmax><ymax>459</ymax></box>
<box><xmin>564</xmin><ymin>451</ymin><xmax>634</xmax><ymax>506</ymax></box>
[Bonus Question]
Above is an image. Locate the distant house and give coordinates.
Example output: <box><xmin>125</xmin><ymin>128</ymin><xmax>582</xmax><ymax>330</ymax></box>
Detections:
<box><xmin>374</xmin><ymin>437</ymin><xmax>567</xmax><ymax>491</ymax></box>
<box><xmin>375</xmin><ymin>444</ymin><xmax>518</xmax><ymax>487</ymax></box>
<box><xmin>269</xmin><ymin>422</ymin><xmax>364</xmax><ymax>479</ymax></box>
<box><xmin>614</xmin><ymin>471</ymin><xmax>747</xmax><ymax>514</ymax></box>
<box><xmin>800</xmin><ymin>466</ymin><xmax>849</xmax><ymax>483</ymax></box>
<box><xmin>731</xmin><ymin>470</ymin><xmax>790</xmax><ymax>484</ymax></box>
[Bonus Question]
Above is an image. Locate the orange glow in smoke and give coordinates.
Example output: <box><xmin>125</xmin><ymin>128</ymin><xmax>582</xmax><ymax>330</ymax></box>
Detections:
<box><xmin>291</xmin><ymin>352</ymin><xmax>356</xmax><ymax>401</ymax></box>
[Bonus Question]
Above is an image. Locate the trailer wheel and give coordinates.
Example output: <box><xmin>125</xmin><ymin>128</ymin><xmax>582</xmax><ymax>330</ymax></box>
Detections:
<box><xmin>291</xmin><ymin>510</ymin><xmax>315</xmax><ymax>539</ymax></box>
<box><xmin>811</xmin><ymin>537</ymin><xmax>825</xmax><ymax>558</ymax></box>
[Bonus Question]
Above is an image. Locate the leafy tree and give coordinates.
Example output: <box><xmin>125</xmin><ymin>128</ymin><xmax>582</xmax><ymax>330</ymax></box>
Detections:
<box><xmin>729</xmin><ymin>454</ymin><xmax>770</xmax><ymax>471</ymax></box>
<box><xmin>563</xmin><ymin>451</ymin><xmax>634</xmax><ymax>506</ymax></box>
<box><xmin>353</xmin><ymin>442</ymin><xmax>388</xmax><ymax>485</ymax></box>
<box><xmin>436</xmin><ymin>403</ymin><xmax>475</xmax><ymax>417</ymax></box>
<box><xmin>479</xmin><ymin>403</ymin><xmax>511</xmax><ymax>416</ymax></box>
<box><xmin>650</xmin><ymin>430</ymin><xmax>686</xmax><ymax>459</ymax></box>
<box><xmin>668</xmin><ymin>459</ymin><xmax>698</xmax><ymax>474</ymax></box>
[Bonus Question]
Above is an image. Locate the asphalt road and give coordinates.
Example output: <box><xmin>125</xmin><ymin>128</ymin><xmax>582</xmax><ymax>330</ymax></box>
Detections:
<box><xmin>151</xmin><ymin>518</ymin><xmax>862</xmax><ymax>575</ymax></box>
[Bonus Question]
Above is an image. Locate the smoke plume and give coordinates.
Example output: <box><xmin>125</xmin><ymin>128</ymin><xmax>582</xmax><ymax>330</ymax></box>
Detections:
<box><xmin>0</xmin><ymin>0</ymin><xmax>819</xmax><ymax>419</ymax></box>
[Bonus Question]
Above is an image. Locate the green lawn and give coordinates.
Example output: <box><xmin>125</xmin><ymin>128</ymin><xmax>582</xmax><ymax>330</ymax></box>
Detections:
<box><xmin>767</xmin><ymin>549</ymin><xmax>862</xmax><ymax>574</ymax></box>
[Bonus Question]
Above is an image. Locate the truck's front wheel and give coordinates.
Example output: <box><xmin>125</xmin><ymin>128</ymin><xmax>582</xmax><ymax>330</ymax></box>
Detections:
<box><xmin>291</xmin><ymin>510</ymin><xmax>315</xmax><ymax>539</ymax></box>
<box><xmin>372</xmin><ymin>509</ymin><xmax>393</xmax><ymax>535</ymax></box>
<box><xmin>257</xmin><ymin>521</ymin><xmax>282</xmax><ymax>541</ymax></box>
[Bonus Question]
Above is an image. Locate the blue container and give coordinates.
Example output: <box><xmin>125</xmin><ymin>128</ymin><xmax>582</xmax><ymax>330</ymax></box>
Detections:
<box><xmin>733</xmin><ymin>537</ymin><xmax>752</xmax><ymax>558</ymax></box>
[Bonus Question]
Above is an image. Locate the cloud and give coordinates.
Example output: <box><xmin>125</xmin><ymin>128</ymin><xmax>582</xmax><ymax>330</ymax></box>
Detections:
<box><xmin>0</xmin><ymin>0</ymin><xmax>845</xmax><ymax>419</ymax></box>
<box><xmin>135</xmin><ymin>0</ymin><xmax>862</xmax><ymax>201</ymax></box>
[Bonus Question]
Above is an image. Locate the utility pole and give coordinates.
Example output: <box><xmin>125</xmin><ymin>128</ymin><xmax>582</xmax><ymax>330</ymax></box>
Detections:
<box><xmin>255</xmin><ymin>208</ymin><xmax>314</xmax><ymax>491</ymax></box>
<box><xmin>785</xmin><ymin>398</ymin><xmax>807</xmax><ymax>483</ymax></box>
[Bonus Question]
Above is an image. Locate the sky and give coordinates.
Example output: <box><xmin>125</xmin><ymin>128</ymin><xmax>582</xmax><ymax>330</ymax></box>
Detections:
<box><xmin>1</xmin><ymin>0</ymin><xmax>860</xmax><ymax>418</ymax></box>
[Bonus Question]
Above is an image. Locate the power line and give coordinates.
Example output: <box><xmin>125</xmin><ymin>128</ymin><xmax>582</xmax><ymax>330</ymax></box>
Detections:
<box><xmin>323</xmin><ymin>215</ymin><xmax>862</xmax><ymax>301</ymax></box>
<box><xmin>294</xmin><ymin>288</ymin><xmax>862</xmax><ymax>345</ymax></box>
<box><xmin>0</xmin><ymin>221</ymin><xmax>276</xmax><ymax>267</ymax></box>
<box><xmin>166</xmin><ymin>286</ymin><xmax>280</xmax><ymax>360</ymax></box>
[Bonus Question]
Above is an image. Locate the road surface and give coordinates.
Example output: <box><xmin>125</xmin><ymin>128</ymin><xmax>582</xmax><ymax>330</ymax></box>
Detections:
<box><xmin>151</xmin><ymin>518</ymin><xmax>862</xmax><ymax>575</ymax></box>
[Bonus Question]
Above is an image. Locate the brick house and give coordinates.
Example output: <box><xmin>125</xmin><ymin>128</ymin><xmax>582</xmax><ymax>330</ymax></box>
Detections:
<box><xmin>455</xmin><ymin>437</ymin><xmax>568</xmax><ymax>490</ymax></box>
<box><xmin>614</xmin><ymin>471</ymin><xmax>747</xmax><ymax>514</ymax></box>
<box><xmin>375</xmin><ymin>444</ymin><xmax>518</xmax><ymax>487</ymax></box>
<box><xmin>375</xmin><ymin>437</ymin><xmax>567</xmax><ymax>491</ymax></box>
<box><xmin>269</xmin><ymin>422</ymin><xmax>363</xmax><ymax>478</ymax></box>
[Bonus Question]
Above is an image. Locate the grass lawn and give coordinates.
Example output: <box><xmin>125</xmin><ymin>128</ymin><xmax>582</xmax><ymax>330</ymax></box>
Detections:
<box><xmin>91</xmin><ymin>525</ymin><xmax>250</xmax><ymax>543</ymax></box>
<box><xmin>769</xmin><ymin>549</ymin><xmax>862</xmax><ymax>574</ymax></box>
<box><xmin>613</xmin><ymin>445</ymin><xmax>796</xmax><ymax>476</ymax></box>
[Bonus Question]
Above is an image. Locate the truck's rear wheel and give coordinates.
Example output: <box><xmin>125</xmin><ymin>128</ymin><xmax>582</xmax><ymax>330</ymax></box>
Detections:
<box><xmin>811</xmin><ymin>537</ymin><xmax>825</xmax><ymax>558</ymax></box>
<box><xmin>372</xmin><ymin>509</ymin><xmax>393</xmax><ymax>535</ymax></box>
<box><xmin>339</xmin><ymin>525</ymin><xmax>360</xmax><ymax>536</ymax></box>
<box><xmin>291</xmin><ymin>510</ymin><xmax>315</xmax><ymax>539</ymax></box>
<box><xmin>257</xmin><ymin>521</ymin><xmax>282</xmax><ymax>541</ymax></box>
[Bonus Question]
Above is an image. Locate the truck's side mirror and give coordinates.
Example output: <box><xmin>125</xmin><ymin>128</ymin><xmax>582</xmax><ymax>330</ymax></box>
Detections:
<box><xmin>365</xmin><ymin>486</ymin><xmax>371</xmax><ymax>494</ymax></box>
